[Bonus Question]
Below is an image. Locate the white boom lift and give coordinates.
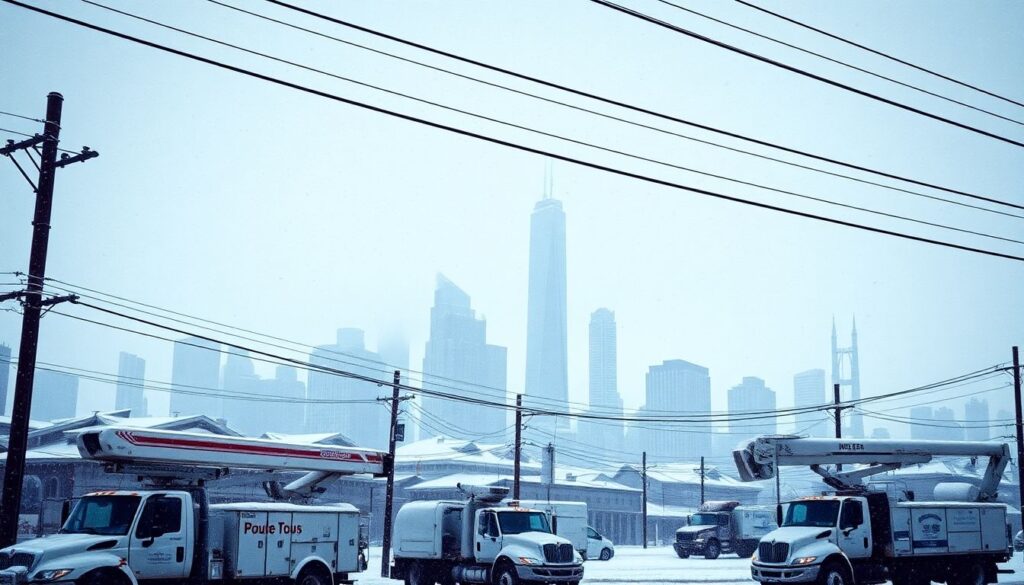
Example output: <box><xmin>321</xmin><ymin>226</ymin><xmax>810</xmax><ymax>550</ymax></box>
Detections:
<box><xmin>0</xmin><ymin>426</ymin><xmax>389</xmax><ymax>585</ymax></box>
<box><xmin>733</xmin><ymin>436</ymin><xmax>1013</xmax><ymax>585</ymax></box>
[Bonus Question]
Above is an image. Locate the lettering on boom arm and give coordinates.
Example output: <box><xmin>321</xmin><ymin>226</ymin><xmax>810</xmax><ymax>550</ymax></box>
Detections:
<box><xmin>838</xmin><ymin>443</ymin><xmax>865</xmax><ymax>451</ymax></box>
<box><xmin>243</xmin><ymin>521</ymin><xmax>304</xmax><ymax>535</ymax></box>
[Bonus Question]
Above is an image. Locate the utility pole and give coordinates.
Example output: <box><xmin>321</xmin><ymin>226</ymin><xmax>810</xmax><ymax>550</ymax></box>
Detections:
<box><xmin>641</xmin><ymin>451</ymin><xmax>648</xmax><ymax>549</ymax></box>
<box><xmin>0</xmin><ymin>93</ymin><xmax>96</xmax><ymax>547</ymax></box>
<box><xmin>834</xmin><ymin>383</ymin><xmax>843</xmax><ymax>473</ymax></box>
<box><xmin>514</xmin><ymin>394</ymin><xmax>522</xmax><ymax>499</ymax></box>
<box><xmin>1012</xmin><ymin>347</ymin><xmax>1023</xmax><ymax>512</ymax></box>
<box><xmin>699</xmin><ymin>456</ymin><xmax>705</xmax><ymax>505</ymax></box>
<box><xmin>381</xmin><ymin>369</ymin><xmax>401</xmax><ymax>578</ymax></box>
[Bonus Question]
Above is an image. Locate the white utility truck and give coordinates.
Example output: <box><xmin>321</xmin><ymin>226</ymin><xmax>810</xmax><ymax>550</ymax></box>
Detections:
<box><xmin>733</xmin><ymin>436</ymin><xmax>1013</xmax><ymax>585</ymax></box>
<box><xmin>507</xmin><ymin>501</ymin><xmax>588</xmax><ymax>559</ymax></box>
<box><xmin>391</xmin><ymin>485</ymin><xmax>584</xmax><ymax>585</ymax></box>
<box><xmin>674</xmin><ymin>501</ymin><xmax>777</xmax><ymax>559</ymax></box>
<box><xmin>0</xmin><ymin>427</ymin><xmax>388</xmax><ymax>585</ymax></box>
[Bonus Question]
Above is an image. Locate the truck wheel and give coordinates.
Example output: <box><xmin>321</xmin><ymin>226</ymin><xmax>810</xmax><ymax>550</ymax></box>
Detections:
<box><xmin>494</xmin><ymin>564</ymin><xmax>519</xmax><ymax>585</ymax></box>
<box><xmin>949</xmin><ymin>563</ymin><xmax>985</xmax><ymax>585</ymax></box>
<box><xmin>704</xmin><ymin>539</ymin><xmax>721</xmax><ymax>560</ymax></box>
<box><xmin>405</xmin><ymin>562</ymin><xmax>433</xmax><ymax>585</ymax></box>
<box><xmin>77</xmin><ymin>569</ymin><xmax>130</xmax><ymax>585</ymax></box>
<box><xmin>297</xmin><ymin>563</ymin><xmax>333</xmax><ymax>585</ymax></box>
<box><xmin>734</xmin><ymin>543</ymin><xmax>754</xmax><ymax>558</ymax></box>
<box><xmin>676</xmin><ymin>549</ymin><xmax>690</xmax><ymax>559</ymax></box>
<box><xmin>600</xmin><ymin>548</ymin><xmax>612</xmax><ymax>561</ymax></box>
<box><xmin>818</xmin><ymin>562</ymin><xmax>852</xmax><ymax>585</ymax></box>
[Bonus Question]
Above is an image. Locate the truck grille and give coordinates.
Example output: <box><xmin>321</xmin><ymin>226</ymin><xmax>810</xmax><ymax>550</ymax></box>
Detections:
<box><xmin>0</xmin><ymin>552</ymin><xmax>35</xmax><ymax>570</ymax></box>
<box><xmin>542</xmin><ymin>543</ymin><xmax>574</xmax><ymax>563</ymax></box>
<box><xmin>758</xmin><ymin>542</ymin><xmax>789</xmax><ymax>563</ymax></box>
<box><xmin>677</xmin><ymin>532</ymin><xmax>695</xmax><ymax>542</ymax></box>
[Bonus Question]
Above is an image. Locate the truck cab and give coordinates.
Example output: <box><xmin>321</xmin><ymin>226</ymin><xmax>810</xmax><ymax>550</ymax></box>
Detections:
<box><xmin>675</xmin><ymin>511</ymin><xmax>732</xmax><ymax>559</ymax></box>
<box><xmin>0</xmin><ymin>490</ymin><xmax>194</xmax><ymax>584</ymax></box>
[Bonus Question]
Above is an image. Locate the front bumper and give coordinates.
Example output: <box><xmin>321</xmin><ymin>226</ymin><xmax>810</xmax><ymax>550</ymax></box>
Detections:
<box><xmin>516</xmin><ymin>563</ymin><xmax>584</xmax><ymax>583</ymax></box>
<box><xmin>674</xmin><ymin>541</ymin><xmax>707</xmax><ymax>554</ymax></box>
<box><xmin>751</xmin><ymin>562</ymin><xmax>821</xmax><ymax>584</ymax></box>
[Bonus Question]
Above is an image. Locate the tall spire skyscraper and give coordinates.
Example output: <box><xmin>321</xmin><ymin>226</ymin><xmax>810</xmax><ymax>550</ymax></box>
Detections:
<box><xmin>525</xmin><ymin>191</ymin><xmax>569</xmax><ymax>433</ymax></box>
<box><xmin>831</xmin><ymin>317</ymin><xmax>864</xmax><ymax>437</ymax></box>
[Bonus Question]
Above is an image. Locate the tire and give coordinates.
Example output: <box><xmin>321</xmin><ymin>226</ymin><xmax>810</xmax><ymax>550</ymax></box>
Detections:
<box><xmin>704</xmin><ymin>539</ymin><xmax>721</xmax><ymax>560</ymax></box>
<box><xmin>949</xmin><ymin>563</ymin><xmax>985</xmax><ymax>585</ymax></box>
<box><xmin>600</xmin><ymin>548</ymin><xmax>613</xmax><ymax>561</ymax></box>
<box><xmin>676</xmin><ymin>549</ymin><xmax>690</xmax><ymax>559</ymax></box>
<box><xmin>77</xmin><ymin>569</ymin><xmax>130</xmax><ymax>585</ymax></box>
<box><xmin>297</xmin><ymin>562</ymin><xmax>333</xmax><ymax>585</ymax></box>
<box><xmin>817</xmin><ymin>562</ymin><xmax>852</xmax><ymax>585</ymax></box>
<box><xmin>494</xmin><ymin>564</ymin><xmax>519</xmax><ymax>585</ymax></box>
<box><xmin>404</xmin><ymin>562</ymin><xmax>433</xmax><ymax>585</ymax></box>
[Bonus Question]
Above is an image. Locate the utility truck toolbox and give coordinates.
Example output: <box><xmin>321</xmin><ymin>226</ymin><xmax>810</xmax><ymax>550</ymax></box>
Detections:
<box><xmin>215</xmin><ymin>502</ymin><xmax>361</xmax><ymax>579</ymax></box>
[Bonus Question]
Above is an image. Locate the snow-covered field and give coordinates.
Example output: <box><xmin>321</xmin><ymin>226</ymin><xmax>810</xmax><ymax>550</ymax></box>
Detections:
<box><xmin>360</xmin><ymin>546</ymin><xmax>1024</xmax><ymax>585</ymax></box>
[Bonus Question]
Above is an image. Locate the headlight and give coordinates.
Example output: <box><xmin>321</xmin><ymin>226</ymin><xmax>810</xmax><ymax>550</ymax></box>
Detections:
<box><xmin>793</xmin><ymin>557</ymin><xmax>818</xmax><ymax>565</ymax></box>
<box><xmin>518</xmin><ymin>556</ymin><xmax>543</xmax><ymax>566</ymax></box>
<box><xmin>33</xmin><ymin>568</ymin><xmax>74</xmax><ymax>581</ymax></box>
<box><xmin>752</xmin><ymin>552</ymin><xmax>758</xmax><ymax>562</ymax></box>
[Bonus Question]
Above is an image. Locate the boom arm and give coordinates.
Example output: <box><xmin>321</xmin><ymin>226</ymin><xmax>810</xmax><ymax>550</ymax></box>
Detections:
<box><xmin>733</xmin><ymin>436</ymin><xmax>1010</xmax><ymax>502</ymax></box>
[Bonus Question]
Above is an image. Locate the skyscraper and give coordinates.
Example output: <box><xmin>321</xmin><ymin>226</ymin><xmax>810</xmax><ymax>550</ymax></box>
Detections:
<box><xmin>831</xmin><ymin>318</ymin><xmax>864</xmax><ymax>437</ymax></box>
<box><xmin>0</xmin><ymin>343</ymin><xmax>11</xmax><ymax>416</ymax></box>
<box><xmin>909</xmin><ymin>406</ymin><xmax>933</xmax><ymax>440</ymax></box>
<box><xmin>635</xmin><ymin>360</ymin><xmax>711</xmax><ymax>459</ymax></box>
<box><xmin>32</xmin><ymin>370</ymin><xmax>78</xmax><ymax>421</ymax></box>
<box><xmin>578</xmin><ymin>309</ymin><xmax>624</xmax><ymax>453</ymax></box>
<box><xmin>793</xmin><ymin>369</ymin><xmax>827</xmax><ymax>436</ymax></box>
<box><xmin>222</xmin><ymin>348</ymin><xmax>260</xmax><ymax>434</ymax></box>
<box><xmin>171</xmin><ymin>336</ymin><xmax>222</xmax><ymax>419</ymax></box>
<box><xmin>964</xmin><ymin>398</ymin><xmax>989</xmax><ymax>441</ymax></box>
<box><xmin>525</xmin><ymin>194</ymin><xmax>568</xmax><ymax>433</ymax></box>
<box><xmin>306</xmin><ymin>328</ymin><xmax>388</xmax><ymax>448</ymax></box>
<box><xmin>421</xmin><ymin>274</ymin><xmax>508</xmax><ymax>440</ymax></box>
<box><xmin>727</xmin><ymin>376</ymin><xmax>776</xmax><ymax>438</ymax></box>
<box><xmin>115</xmin><ymin>352</ymin><xmax>147</xmax><ymax>416</ymax></box>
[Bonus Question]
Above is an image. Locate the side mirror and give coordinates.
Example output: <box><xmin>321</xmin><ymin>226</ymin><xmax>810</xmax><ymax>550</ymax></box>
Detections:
<box><xmin>776</xmin><ymin>504</ymin><xmax>783</xmax><ymax>527</ymax></box>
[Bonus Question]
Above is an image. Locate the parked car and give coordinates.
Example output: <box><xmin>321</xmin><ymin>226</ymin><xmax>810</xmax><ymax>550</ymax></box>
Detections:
<box><xmin>585</xmin><ymin>525</ymin><xmax>615</xmax><ymax>561</ymax></box>
<box><xmin>1014</xmin><ymin>529</ymin><xmax>1024</xmax><ymax>552</ymax></box>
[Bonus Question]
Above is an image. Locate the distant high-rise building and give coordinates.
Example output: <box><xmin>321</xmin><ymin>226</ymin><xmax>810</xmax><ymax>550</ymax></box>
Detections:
<box><xmin>0</xmin><ymin>343</ymin><xmax>11</xmax><ymax>416</ymax></box>
<box><xmin>909</xmin><ymin>406</ymin><xmax>933</xmax><ymax>440</ymax></box>
<box><xmin>32</xmin><ymin>370</ymin><xmax>78</xmax><ymax>421</ymax></box>
<box><xmin>871</xmin><ymin>427</ymin><xmax>891</xmax><ymax>439</ymax></box>
<box><xmin>831</xmin><ymin>318</ymin><xmax>864</xmax><ymax>437</ymax></box>
<box><xmin>254</xmin><ymin>366</ymin><xmax>306</xmax><ymax>435</ymax></box>
<box><xmin>307</xmin><ymin>328</ymin><xmax>388</xmax><ymax>448</ymax></box>
<box><xmin>578</xmin><ymin>309</ymin><xmax>624</xmax><ymax>454</ymax></box>
<box><xmin>728</xmin><ymin>376</ymin><xmax>776</xmax><ymax>438</ymax></box>
<box><xmin>525</xmin><ymin>194</ymin><xmax>568</xmax><ymax>435</ymax></box>
<box><xmin>793</xmin><ymin>369</ymin><xmax>827</xmax><ymax>437</ymax></box>
<box><xmin>934</xmin><ymin>407</ymin><xmax>964</xmax><ymax>441</ymax></box>
<box><xmin>964</xmin><ymin>398</ymin><xmax>989</xmax><ymax>442</ymax></box>
<box><xmin>635</xmin><ymin>360</ymin><xmax>710</xmax><ymax>460</ymax></box>
<box><xmin>222</xmin><ymin>348</ymin><xmax>260</xmax><ymax>435</ymax></box>
<box><xmin>378</xmin><ymin>331</ymin><xmax>412</xmax><ymax>439</ymax></box>
<box><xmin>115</xmin><ymin>352</ymin><xmax>147</xmax><ymax>416</ymax></box>
<box><xmin>171</xmin><ymin>336</ymin><xmax>222</xmax><ymax>419</ymax></box>
<box><xmin>910</xmin><ymin>406</ymin><xmax>964</xmax><ymax>441</ymax></box>
<box><xmin>421</xmin><ymin>275</ymin><xmax>508</xmax><ymax>441</ymax></box>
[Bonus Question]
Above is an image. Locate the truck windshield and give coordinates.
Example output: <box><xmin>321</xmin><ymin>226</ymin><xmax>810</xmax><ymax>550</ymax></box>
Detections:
<box><xmin>61</xmin><ymin>495</ymin><xmax>142</xmax><ymax>536</ymax></box>
<box><xmin>497</xmin><ymin>511</ymin><xmax>551</xmax><ymax>534</ymax></box>
<box><xmin>690</xmin><ymin>513</ymin><xmax>720</xmax><ymax>526</ymax></box>
<box><xmin>783</xmin><ymin>500</ymin><xmax>841</xmax><ymax>528</ymax></box>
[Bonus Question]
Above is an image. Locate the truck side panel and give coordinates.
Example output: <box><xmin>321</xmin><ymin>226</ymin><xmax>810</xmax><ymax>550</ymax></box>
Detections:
<box><xmin>234</xmin><ymin>511</ymin><xmax>269</xmax><ymax>577</ymax></box>
<box><xmin>337</xmin><ymin>513</ymin><xmax>361</xmax><ymax>573</ymax></box>
<box><xmin>980</xmin><ymin>507</ymin><xmax>1008</xmax><ymax>552</ymax></box>
<box><xmin>891</xmin><ymin>507</ymin><xmax>912</xmax><ymax>556</ymax></box>
<box><xmin>266</xmin><ymin>512</ymin><xmax>293</xmax><ymax>576</ymax></box>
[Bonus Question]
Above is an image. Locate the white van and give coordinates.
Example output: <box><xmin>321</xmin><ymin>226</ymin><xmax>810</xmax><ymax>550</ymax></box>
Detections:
<box><xmin>586</xmin><ymin>525</ymin><xmax>615</xmax><ymax>560</ymax></box>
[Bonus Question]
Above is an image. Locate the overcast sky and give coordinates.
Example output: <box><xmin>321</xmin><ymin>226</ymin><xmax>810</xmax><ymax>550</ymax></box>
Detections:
<box><xmin>1</xmin><ymin>0</ymin><xmax>1022</xmax><ymax>443</ymax></box>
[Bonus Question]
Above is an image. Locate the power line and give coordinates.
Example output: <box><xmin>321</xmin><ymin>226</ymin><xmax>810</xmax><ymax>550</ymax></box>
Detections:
<box><xmin>66</xmin><ymin>1</ymin><xmax>1024</xmax><ymax>247</ymax></box>
<box><xmin>258</xmin><ymin>0</ymin><xmax>1024</xmax><ymax>214</ymax></box>
<box><xmin>733</xmin><ymin>0</ymin><xmax>1024</xmax><ymax>111</ymax></box>
<box><xmin>7</xmin><ymin>1</ymin><xmax>1023</xmax><ymax>263</ymax></box>
<box><xmin>0</xmin><ymin>127</ymin><xmax>87</xmax><ymax>155</ymax></box>
<box><xmin>656</xmin><ymin>0</ymin><xmax>1024</xmax><ymax>127</ymax></box>
<box><xmin>590</xmin><ymin>0</ymin><xmax>1024</xmax><ymax>149</ymax></box>
<box><xmin>0</xmin><ymin>110</ymin><xmax>45</xmax><ymax>124</ymax></box>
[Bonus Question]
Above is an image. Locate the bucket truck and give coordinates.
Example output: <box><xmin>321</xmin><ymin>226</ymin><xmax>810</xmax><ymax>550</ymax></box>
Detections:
<box><xmin>0</xmin><ymin>427</ymin><xmax>388</xmax><ymax>585</ymax></box>
<box><xmin>733</xmin><ymin>436</ymin><xmax>1013</xmax><ymax>585</ymax></box>
<box><xmin>390</xmin><ymin>485</ymin><xmax>584</xmax><ymax>585</ymax></box>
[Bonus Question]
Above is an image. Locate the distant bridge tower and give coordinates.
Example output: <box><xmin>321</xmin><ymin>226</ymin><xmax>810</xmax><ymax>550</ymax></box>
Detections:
<box><xmin>831</xmin><ymin>317</ymin><xmax>864</xmax><ymax>438</ymax></box>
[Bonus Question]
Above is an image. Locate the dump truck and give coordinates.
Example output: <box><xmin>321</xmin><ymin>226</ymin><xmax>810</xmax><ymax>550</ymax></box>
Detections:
<box><xmin>0</xmin><ymin>427</ymin><xmax>387</xmax><ymax>584</ymax></box>
<box><xmin>390</xmin><ymin>485</ymin><xmax>584</xmax><ymax>585</ymax></box>
<box><xmin>734</xmin><ymin>436</ymin><xmax>1013</xmax><ymax>585</ymax></box>
<box><xmin>674</xmin><ymin>501</ymin><xmax>777</xmax><ymax>559</ymax></box>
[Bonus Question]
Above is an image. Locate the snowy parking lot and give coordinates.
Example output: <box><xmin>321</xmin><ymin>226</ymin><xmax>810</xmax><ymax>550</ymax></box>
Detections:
<box><xmin>362</xmin><ymin>546</ymin><xmax>1024</xmax><ymax>585</ymax></box>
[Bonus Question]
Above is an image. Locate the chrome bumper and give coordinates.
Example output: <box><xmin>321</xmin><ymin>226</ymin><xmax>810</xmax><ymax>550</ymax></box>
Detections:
<box><xmin>516</xmin><ymin>563</ymin><xmax>584</xmax><ymax>583</ymax></box>
<box><xmin>751</xmin><ymin>562</ymin><xmax>821</xmax><ymax>583</ymax></box>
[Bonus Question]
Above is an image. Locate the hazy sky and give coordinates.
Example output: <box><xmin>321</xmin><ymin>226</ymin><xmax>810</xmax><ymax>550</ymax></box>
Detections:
<box><xmin>1</xmin><ymin>0</ymin><xmax>1022</xmax><ymax>444</ymax></box>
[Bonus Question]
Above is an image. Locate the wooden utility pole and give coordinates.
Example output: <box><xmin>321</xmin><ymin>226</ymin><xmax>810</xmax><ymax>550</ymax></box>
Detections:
<box><xmin>834</xmin><ymin>383</ymin><xmax>843</xmax><ymax>473</ymax></box>
<box><xmin>381</xmin><ymin>370</ymin><xmax>402</xmax><ymax>578</ymax></box>
<box><xmin>641</xmin><ymin>451</ymin><xmax>648</xmax><ymax>549</ymax></box>
<box><xmin>514</xmin><ymin>394</ymin><xmax>523</xmax><ymax>499</ymax></box>
<box><xmin>0</xmin><ymin>93</ymin><xmax>97</xmax><ymax>547</ymax></box>
<box><xmin>699</xmin><ymin>456</ymin><xmax>705</xmax><ymax>505</ymax></box>
<box><xmin>1012</xmin><ymin>347</ymin><xmax>1023</xmax><ymax>512</ymax></box>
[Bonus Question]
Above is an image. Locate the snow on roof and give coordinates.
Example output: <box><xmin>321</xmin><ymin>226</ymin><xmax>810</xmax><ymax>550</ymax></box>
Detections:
<box><xmin>262</xmin><ymin>432</ymin><xmax>356</xmax><ymax>447</ymax></box>
<box><xmin>625</xmin><ymin>462</ymin><xmax>752</xmax><ymax>488</ymax></box>
<box><xmin>0</xmin><ymin>415</ymin><xmax>50</xmax><ymax>430</ymax></box>
<box><xmin>212</xmin><ymin>502</ymin><xmax>359</xmax><ymax>513</ymax></box>
<box><xmin>644</xmin><ymin>503</ymin><xmax>695</xmax><ymax>518</ymax></box>
<box><xmin>0</xmin><ymin>441</ymin><xmax>81</xmax><ymax>461</ymax></box>
<box><xmin>406</xmin><ymin>473</ymin><xmax>514</xmax><ymax>491</ymax></box>
<box><xmin>396</xmin><ymin>436</ymin><xmax>539</xmax><ymax>469</ymax></box>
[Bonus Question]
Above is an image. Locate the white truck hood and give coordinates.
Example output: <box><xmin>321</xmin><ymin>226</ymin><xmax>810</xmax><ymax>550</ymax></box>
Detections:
<box><xmin>677</xmin><ymin>524</ymin><xmax>716</xmax><ymax>536</ymax></box>
<box><xmin>2</xmin><ymin>533</ymin><xmax>126</xmax><ymax>568</ymax></box>
<box><xmin>503</xmin><ymin>532</ymin><xmax>581</xmax><ymax>563</ymax></box>
<box><xmin>758</xmin><ymin>526</ymin><xmax>835</xmax><ymax>563</ymax></box>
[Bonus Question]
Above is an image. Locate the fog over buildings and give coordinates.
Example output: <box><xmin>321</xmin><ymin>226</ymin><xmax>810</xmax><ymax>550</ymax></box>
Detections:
<box><xmin>114</xmin><ymin>352</ymin><xmax>146</xmax><ymax>417</ymax></box>
<box><xmin>30</xmin><ymin>370</ymin><xmax>78</xmax><ymax>422</ymax></box>
<box><xmin>170</xmin><ymin>336</ymin><xmax>222</xmax><ymax>420</ymax></box>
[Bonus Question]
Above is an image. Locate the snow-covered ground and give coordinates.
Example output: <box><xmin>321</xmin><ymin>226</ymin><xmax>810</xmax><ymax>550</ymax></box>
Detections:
<box><xmin>360</xmin><ymin>546</ymin><xmax>1024</xmax><ymax>585</ymax></box>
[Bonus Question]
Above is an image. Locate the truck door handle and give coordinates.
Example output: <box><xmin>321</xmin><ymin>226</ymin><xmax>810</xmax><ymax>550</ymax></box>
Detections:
<box><xmin>476</xmin><ymin>543</ymin><xmax>480</xmax><ymax>552</ymax></box>
<box><xmin>176</xmin><ymin>547</ymin><xmax>185</xmax><ymax>562</ymax></box>
<box><xmin>863</xmin><ymin>538</ymin><xmax>868</xmax><ymax>548</ymax></box>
